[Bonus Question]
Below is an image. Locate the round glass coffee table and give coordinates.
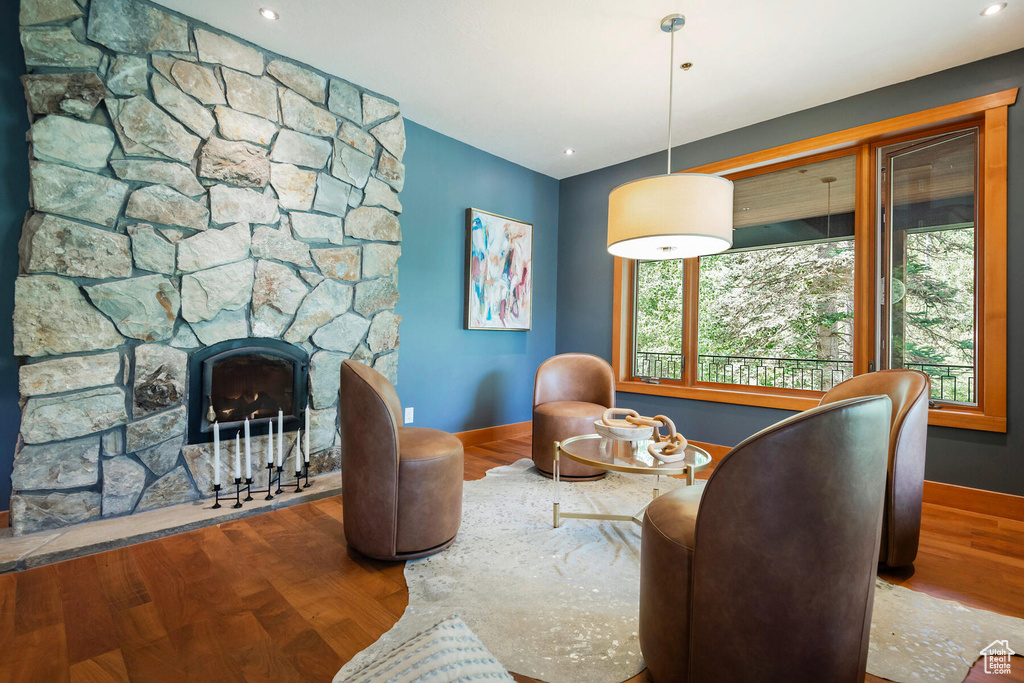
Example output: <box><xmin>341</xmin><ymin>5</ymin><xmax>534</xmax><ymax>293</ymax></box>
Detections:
<box><xmin>552</xmin><ymin>434</ymin><xmax>712</xmax><ymax>528</ymax></box>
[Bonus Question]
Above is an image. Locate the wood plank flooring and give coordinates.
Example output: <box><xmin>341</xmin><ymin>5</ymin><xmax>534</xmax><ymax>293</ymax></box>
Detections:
<box><xmin>0</xmin><ymin>435</ymin><xmax>1020</xmax><ymax>682</ymax></box>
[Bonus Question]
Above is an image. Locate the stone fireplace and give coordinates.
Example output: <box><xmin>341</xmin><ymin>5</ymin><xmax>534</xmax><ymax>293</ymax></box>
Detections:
<box><xmin>10</xmin><ymin>0</ymin><xmax>404</xmax><ymax>535</ymax></box>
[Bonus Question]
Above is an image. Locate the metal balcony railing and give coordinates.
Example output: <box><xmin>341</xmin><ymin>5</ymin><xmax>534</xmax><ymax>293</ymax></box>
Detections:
<box><xmin>634</xmin><ymin>351</ymin><xmax>975</xmax><ymax>403</ymax></box>
<box><xmin>633</xmin><ymin>351</ymin><xmax>684</xmax><ymax>381</ymax></box>
<box><xmin>696</xmin><ymin>354</ymin><xmax>854</xmax><ymax>392</ymax></box>
<box><xmin>904</xmin><ymin>362</ymin><xmax>975</xmax><ymax>404</ymax></box>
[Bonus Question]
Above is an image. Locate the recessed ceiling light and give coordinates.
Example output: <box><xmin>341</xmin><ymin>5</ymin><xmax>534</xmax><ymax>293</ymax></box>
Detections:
<box><xmin>563</xmin><ymin>148</ymin><xmax>575</xmax><ymax>156</ymax></box>
<box><xmin>981</xmin><ymin>3</ymin><xmax>1006</xmax><ymax>15</ymax></box>
<box><xmin>259</xmin><ymin>7</ymin><xmax>279</xmax><ymax>20</ymax></box>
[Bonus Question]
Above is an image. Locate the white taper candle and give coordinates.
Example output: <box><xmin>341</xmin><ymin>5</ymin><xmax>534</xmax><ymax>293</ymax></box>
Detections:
<box><xmin>304</xmin><ymin>403</ymin><xmax>310</xmax><ymax>463</ymax></box>
<box><xmin>244</xmin><ymin>417</ymin><xmax>252</xmax><ymax>480</ymax></box>
<box><xmin>277</xmin><ymin>410</ymin><xmax>284</xmax><ymax>467</ymax></box>
<box><xmin>295</xmin><ymin>429</ymin><xmax>303</xmax><ymax>474</ymax></box>
<box><xmin>266</xmin><ymin>420</ymin><xmax>273</xmax><ymax>465</ymax></box>
<box><xmin>233</xmin><ymin>432</ymin><xmax>241</xmax><ymax>480</ymax></box>
<box><xmin>213</xmin><ymin>421</ymin><xmax>221</xmax><ymax>487</ymax></box>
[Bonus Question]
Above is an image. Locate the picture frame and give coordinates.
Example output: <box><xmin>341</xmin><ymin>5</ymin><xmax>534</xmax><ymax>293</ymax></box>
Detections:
<box><xmin>464</xmin><ymin>208</ymin><xmax>534</xmax><ymax>331</ymax></box>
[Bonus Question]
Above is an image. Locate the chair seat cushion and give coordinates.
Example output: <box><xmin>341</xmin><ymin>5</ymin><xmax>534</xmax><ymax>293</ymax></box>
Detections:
<box><xmin>533</xmin><ymin>400</ymin><xmax>606</xmax><ymax>419</ymax></box>
<box><xmin>532</xmin><ymin>401</ymin><xmax>607</xmax><ymax>478</ymax></box>
<box><xmin>399</xmin><ymin>427</ymin><xmax>463</xmax><ymax>462</ymax></box>
<box><xmin>396</xmin><ymin>427</ymin><xmax>464</xmax><ymax>554</ymax></box>
<box><xmin>644</xmin><ymin>482</ymin><xmax>707</xmax><ymax>550</ymax></box>
<box><xmin>641</xmin><ymin>483</ymin><xmax>704</xmax><ymax>682</ymax></box>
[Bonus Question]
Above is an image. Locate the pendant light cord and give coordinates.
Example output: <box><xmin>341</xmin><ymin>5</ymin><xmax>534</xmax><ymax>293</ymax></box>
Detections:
<box><xmin>826</xmin><ymin>180</ymin><xmax>832</xmax><ymax>238</ymax></box>
<box><xmin>667</xmin><ymin>25</ymin><xmax>675</xmax><ymax>175</ymax></box>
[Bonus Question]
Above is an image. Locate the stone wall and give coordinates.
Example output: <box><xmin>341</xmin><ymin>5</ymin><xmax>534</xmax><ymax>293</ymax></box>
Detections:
<box><xmin>11</xmin><ymin>0</ymin><xmax>404</xmax><ymax>534</ymax></box>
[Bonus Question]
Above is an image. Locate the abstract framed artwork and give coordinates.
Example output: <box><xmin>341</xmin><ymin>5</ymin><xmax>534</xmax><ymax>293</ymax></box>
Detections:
<box><xmin>464</xmin><ymin>208</ymin><xmax>533</xmax><ymax>331</ymax></box>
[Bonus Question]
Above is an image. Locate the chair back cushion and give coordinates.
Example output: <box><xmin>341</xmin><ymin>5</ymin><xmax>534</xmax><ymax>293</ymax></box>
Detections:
<box><xmin>688</xmin><ymin>396</ymin><xmax>891</xmax><ymax>682</ymax></box>
<box><xmin>819</xmin><ymin>369</ymin><xmax>929</xmax><ymax>459</ymax></box>
<box><xmin>820</xmin><ymin>370</ymin><xmax>929</xmax><ymax>566</ymax></box>
<box><xmin>339</xmin><ymin>360</ymin><xmax>402</xmax><ymax>558</ymax></box>
<box><xmin>533</xmin><ymin>353</ymin><xmax>615</xmax><ymax>408</ymax></box>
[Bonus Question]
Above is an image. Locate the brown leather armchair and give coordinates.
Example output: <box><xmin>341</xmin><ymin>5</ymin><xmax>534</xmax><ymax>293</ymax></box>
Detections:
<box><xmin>819</xmin><ymin>369</ymin><xmax>930</xmax><ymax>567</ymax></box>
<box><xmin>339</xmin><ymin>360</ymin><xmax>463</xmax><ymax>561</ymax></box>
<box><xmin>532</xmin><ymin>353</ymin><xmax>615</xmax><ymax>480</ymax></box>
<box><xmin>639</xmin><ymin>396</ymin><xmax>891</xmax><ymax>683</ymax></box>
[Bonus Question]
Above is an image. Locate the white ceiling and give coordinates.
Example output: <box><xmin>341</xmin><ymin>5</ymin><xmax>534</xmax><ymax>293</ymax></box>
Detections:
<box><xmin>153</xmin><ymin>0</ymin><xmax>1024</xmax><ymax>179</ymax></box>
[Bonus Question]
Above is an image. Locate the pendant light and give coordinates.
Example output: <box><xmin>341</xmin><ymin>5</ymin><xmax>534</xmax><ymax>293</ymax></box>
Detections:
<box><xmin>821</xmin><ymin>175</ymin><xmax>836</xmax><ymax>239</ymax></box>
<box><xmin>607</xmin><ymin>14</ymin><xmax>734</xmax><ymax>261</ymax></box>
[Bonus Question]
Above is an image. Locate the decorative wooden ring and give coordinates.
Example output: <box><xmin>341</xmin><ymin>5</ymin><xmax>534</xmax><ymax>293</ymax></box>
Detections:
<box><xmin>650</xmin><ymin>414</ymin><xmax>677</xmax><ymax>443</ymax></box>
<box><xmin>625</xmin><ymin>415</ymin><xmax>664</xmax><ymax>428</ymax></box>
<box><xmin>601</xmin><ymin>408</ymin><xmax>640</xmax><ymax>426</ymax></box>
<box><xmin>661</xmin><ymin>433</ymin><xmax>688</xmax><ymax>455</ymax></box>
<box><xmin>652</xmin><ymin>414</ymin><xmax>676</xmax><ymax>435</ymax></box>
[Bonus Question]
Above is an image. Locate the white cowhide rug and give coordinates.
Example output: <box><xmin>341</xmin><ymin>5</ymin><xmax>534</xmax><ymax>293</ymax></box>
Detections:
<box><xmin>335</xmin><ymin>459</ymin><xmax>1024</xmax><ymax>683</ymax></box>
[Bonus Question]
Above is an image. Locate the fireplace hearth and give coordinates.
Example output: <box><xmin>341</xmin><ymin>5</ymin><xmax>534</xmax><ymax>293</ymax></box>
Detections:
<box><xmin>188</xmin><ymin>339</ymin><xmax>310</xmax><ymax>444</ymax></box>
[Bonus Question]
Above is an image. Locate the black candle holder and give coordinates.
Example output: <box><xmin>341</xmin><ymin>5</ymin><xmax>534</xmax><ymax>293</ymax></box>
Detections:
<box><xmin>214</xmin><ymin>462</ymin><xmax>313</xmax><ymax>510</ymax></box>
<box><xmin>264</xmin><ymin>462</ymin><xmax>275</xmax><ymax>500</ymax></box>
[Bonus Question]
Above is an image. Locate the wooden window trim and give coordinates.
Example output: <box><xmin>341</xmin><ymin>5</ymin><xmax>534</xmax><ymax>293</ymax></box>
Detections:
<box><xmin>682</xmin><ymin>89</ymin><xmax>1016</xmax><ymax>176</ymax></box>
<box><xmin>612</xmin><ymin>88</ymin><xmax>1015</xmax><ymax>433</ymax></box>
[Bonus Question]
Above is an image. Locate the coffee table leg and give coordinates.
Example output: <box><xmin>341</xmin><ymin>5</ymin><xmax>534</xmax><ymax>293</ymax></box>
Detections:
<box><xmin>686</xmin><ymin>466</ymin><xmax>694</xmax><ymax>486</ymax></box>
<box><xmin>653</xmin><ymin>473</ymin><xmax>660</xmax><ymax>500</ymax></box>
<box><xmin>553</xmin><ymin>441</ymin><xmax>560</xmax><ymax>528</ymax></box>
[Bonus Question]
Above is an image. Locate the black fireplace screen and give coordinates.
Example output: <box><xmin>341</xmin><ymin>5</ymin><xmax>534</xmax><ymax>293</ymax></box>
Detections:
<box><xmin>187</xmin><ymin>339</ymin><xmax>309</xmax><ymax>444</ymax></box>
<box><xmin>210</xmin><ymin>353</ymin><xmax>295</xmax><ymax>422</ymax></box>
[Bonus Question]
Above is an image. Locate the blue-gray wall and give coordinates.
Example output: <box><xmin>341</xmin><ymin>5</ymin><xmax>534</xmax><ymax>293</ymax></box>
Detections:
<box><xmin>396</xmin><ymin>120</ymin><xmax>559</xmax><ymax>433</ymax></box>
<box><xmin>0</xmin><ymin>1</ymin><xmax>29</xmax><ymax>513</ymax></box>
<box><xmin>557</xmin><ymin>49</ymin><xmax>1024</xmax><ymax>496</ymax></box>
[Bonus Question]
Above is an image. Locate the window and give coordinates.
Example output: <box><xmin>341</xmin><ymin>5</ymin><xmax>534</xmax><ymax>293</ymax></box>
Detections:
<box><xmin>697</xmin><ymin>155</ymin><xmax>856</xmax><ymax>392</ymax></box>
<box><xmin>634</xmin><ymin>259</ymin><xmax>683</xmax><ymax>380</ymax></box>
<box><xmin>630</xmin><ymin>153</ymin><xmax>859</xmax><ymax>392</ymax></box>
<box><xmin>612</xmin><ymin>89</ymin><xmax>1013</xmax><ymax>432</ymax></box>
<box><xmin>881</xmin><ymin>130</ymin><xmax>978</xmax><ymax>405</ymax></box>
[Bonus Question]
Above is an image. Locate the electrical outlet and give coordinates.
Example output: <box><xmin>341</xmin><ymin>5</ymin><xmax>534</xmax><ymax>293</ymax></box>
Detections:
<box><xmin>404</xmin><ymin>407</ymin><xmax>414</xmax><ymax>424</ymax></box>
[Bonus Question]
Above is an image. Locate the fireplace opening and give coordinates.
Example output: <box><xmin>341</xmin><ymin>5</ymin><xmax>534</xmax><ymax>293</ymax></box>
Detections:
<box><xmin>187</xmin><ymin>339</ymin><xmax>309</xmax><ymax>444</ymax></box>
<box><xmin>210</xmin><ymin>354</ymin><xmax>294</xmax><ymax>423</ymax></box>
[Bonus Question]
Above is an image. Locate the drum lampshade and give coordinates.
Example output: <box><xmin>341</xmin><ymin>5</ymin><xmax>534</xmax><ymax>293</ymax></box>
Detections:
<box><xmin>607</xmin><ymin>173</ymin><xmax>734</xmax><ymax>260</ymax></box>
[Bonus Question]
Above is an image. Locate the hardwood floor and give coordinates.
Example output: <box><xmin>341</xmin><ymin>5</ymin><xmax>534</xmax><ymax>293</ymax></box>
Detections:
<box><xmin>0</xmin><ymin>435</ymin><xmax>1020</xmax><ymax>682</ymax></box>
